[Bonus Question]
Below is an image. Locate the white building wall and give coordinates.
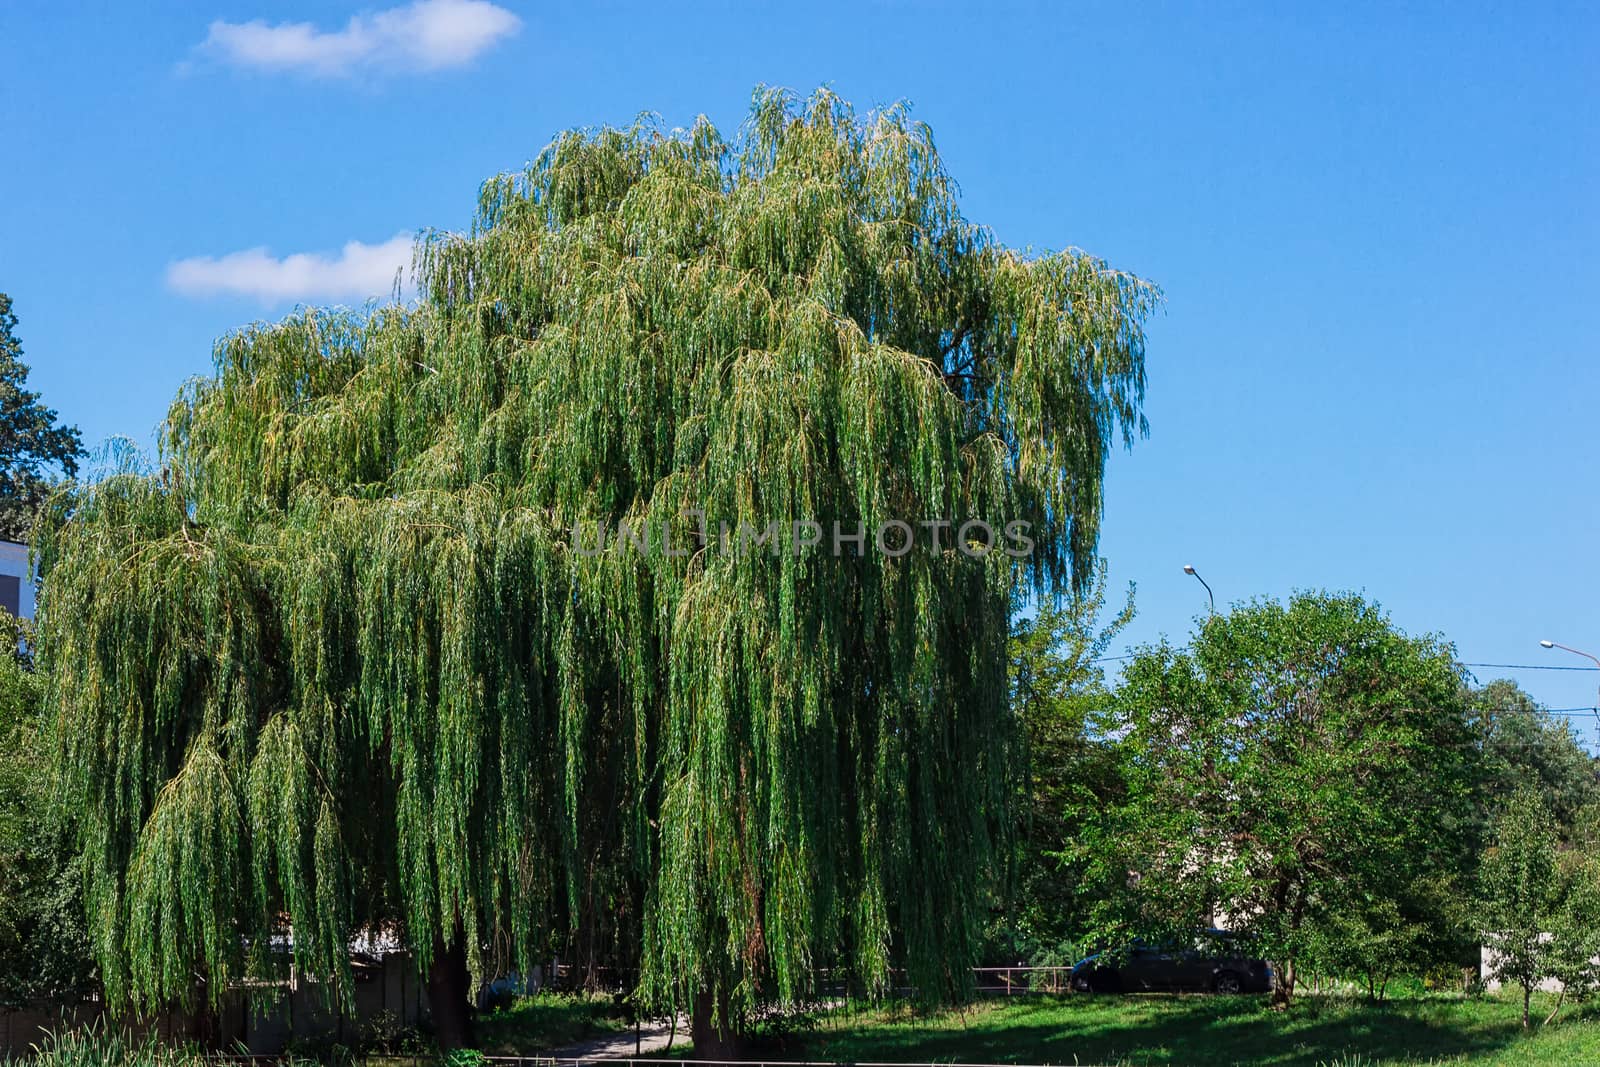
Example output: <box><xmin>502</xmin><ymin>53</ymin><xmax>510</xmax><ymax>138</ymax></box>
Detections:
<box><xmin>0</xmin><ymin>541</ymin><xmax>34</xmax><ymax>620</ymax></box>
<box><xmin>1480</xmin><ymin>938</ymin><xmax>1585</xmax><ymax>994</ymax></box>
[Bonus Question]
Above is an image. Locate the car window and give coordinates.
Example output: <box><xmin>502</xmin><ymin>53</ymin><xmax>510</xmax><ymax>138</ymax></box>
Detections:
<box><xmin>1195</xmin><ymin>932</ymin><xmax>1238</xmax><ymax>955</ymax></box>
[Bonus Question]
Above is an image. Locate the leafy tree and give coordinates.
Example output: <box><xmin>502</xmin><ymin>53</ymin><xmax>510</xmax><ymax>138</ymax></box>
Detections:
<box><xmin>1307</xmin><ymin>870</ymin><xmax>1464</xmax><ymax>1001</ymax></box>
<box><xmin>35</xmin><ymin>89</ymin><xmax>1155</xmax><ymax>1050</ymax></box>
<box><xmin>995</xmin><ymin>560</ymin><xmax>1132</xmax><ymax>960</ymax></box>
<box><xmin>0</xmin><ymin>293</ymin><xmax>84</xmax><ymax>542</ymax></box>
<box><xmin>1473</xmin><ymin>680</ymin><xmax>1599</xmax><ymax>838</ymax></box>
<box><xmin>0</xmin><ymin>616</ymin><xmax>96</xmax><ymax>1006</ymax></box>
<box><xmin>1315</xmin><ymin>679</ymin><xmax>1600</xmax><ymax>1003</ymax></box>
<box><xmin>1079</xmin><ymin>593</ymin><xmax>1476</xmax><ymax>1005</ymax></box>
<box><xmin>1478</xmin><ymin>788</ymin><xmax>1600</xmax><ymax>1027</ymax></box>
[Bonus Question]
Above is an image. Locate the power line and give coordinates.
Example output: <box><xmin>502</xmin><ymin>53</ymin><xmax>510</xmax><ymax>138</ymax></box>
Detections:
<box><xmin>1092</xmin><ymin>657</ymin><xmax>1600</xmax><ymax>671</ymax></box>
<box><xmin>1464</xmin><ymin>662</ymin><xmax>1600</xmax><ymax>672</ymax></box>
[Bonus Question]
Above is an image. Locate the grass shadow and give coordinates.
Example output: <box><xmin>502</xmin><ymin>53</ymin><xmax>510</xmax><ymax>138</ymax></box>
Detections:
<box><xmin>799</xmin><ymin>993</ymin><xmax>1600</xmax><ymax>1066</ymax></box>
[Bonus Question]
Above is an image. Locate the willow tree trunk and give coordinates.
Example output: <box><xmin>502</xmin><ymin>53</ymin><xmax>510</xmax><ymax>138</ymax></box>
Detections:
<box><xmin>690</xmin><ymin>988</ymin><xmax>745</xmax><ymax>1060</ymax></box>
<box><xmin>428</xmin><ymin>932</ymin><xmax>474</xmax><ymax>1050</ymax></box>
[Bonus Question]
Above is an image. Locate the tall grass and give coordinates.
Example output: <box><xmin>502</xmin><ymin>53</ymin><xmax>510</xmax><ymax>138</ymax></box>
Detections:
<box><xmin>5</xmin><ymin>1027</ymin><xmax>318</xmax><ymax>1067</ymax></box>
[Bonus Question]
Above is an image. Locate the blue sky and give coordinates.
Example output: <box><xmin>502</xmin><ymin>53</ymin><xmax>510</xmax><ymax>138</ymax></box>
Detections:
<box><xmin>3</xmin><ymin>2</ymin><xmax>1597</xmax><ymax>724</ymax></box>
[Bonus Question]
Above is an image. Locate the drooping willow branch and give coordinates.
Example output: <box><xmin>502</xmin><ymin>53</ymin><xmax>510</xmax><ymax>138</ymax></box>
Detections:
<box><xmin>36</xmin><ymin>86</ymin><xmax>1156</xmax><ymax>1018</ymax></box>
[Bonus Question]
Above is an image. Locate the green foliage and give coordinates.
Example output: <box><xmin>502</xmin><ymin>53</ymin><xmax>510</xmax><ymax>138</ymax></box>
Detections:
<box><xmin>473</xmin><ymin>992</ymin><xmax>633</xmax><ymax>1055</ymax></box>
<box><xmin>1472</xmin><ymin>680</ymin><xmax>1600</xmax><ymax>839</ymax></box>
<box><xmin>0</xmin><ymin>616</ymin><xmax>95</xmax><ymax>1006</ymax></box>
<box><xmin>993</xmin><ymin>560</ymin><xmax>1132</xmax><ymax>959</ymax></box>
<box><xmin>1078</xmin><ymin>592</ymin><xmax>1476</xmax><ymax>1003</ymax></box>
<box><xmin>35</xmin><ymin>88</ymin><xmax>1155</xmax><ymax>1024</ymax></box>
<box><xmin>10</xmin><ymin>1027</ymin><xmax>319</xmax><ymax>1067</ymax></box>
<box><xmin>359</xmin><ymin>1008</ymin><xmax>431</xmax><ymax>1056</ymax></box>
<box><xmin>1478</xmin><ymin>788</ymin><xmax>1600</xmax><ymax>1028</ymax></box>
<box><xmin>0</xmin><ymin>293</ymin><xmax>84</xmax><ymax>543</ymax></box>
<box><xmin>1306</xmin><ymin>872</ymin><xmax>1466</xmax><ymax>1002</ymax></box>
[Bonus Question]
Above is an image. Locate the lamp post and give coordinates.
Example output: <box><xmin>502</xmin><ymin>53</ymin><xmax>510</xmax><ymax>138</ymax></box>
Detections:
<box><xmin>1540</xmin><ymin>639</ymin><xmax>1600</xmax><ymax>713</ymax></box>
<box><xmin>1184</xmin><ymin>562</ymin><xmax>1218</xmax><ymax>925</ymax></box>
<box><xmin>1184</xmin><ymin>564</ymin><xmax>1215</xmax><ymax>615</ymax></box>
<box><xmin>1540</xmin><ymin>639</ymin><xmax>1600</xmax><ymax>670</ymax></box>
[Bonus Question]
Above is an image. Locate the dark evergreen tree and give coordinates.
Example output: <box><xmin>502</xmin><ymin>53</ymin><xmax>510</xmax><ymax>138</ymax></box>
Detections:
<box><xmin>0</xmin><ymin>293</ymin><xmax>84</xmax><ymax>542</ymax></box>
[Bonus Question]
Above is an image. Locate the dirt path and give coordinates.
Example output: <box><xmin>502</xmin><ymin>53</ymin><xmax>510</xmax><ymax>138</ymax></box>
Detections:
<box><xmin>542</xmin><ymin>1015</ymin><xmax>688</xmax><ymax>1060</ymax></box>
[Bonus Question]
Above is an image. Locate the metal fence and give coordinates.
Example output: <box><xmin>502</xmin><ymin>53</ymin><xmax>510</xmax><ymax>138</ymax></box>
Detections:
<box><xmin>485</xmin><ymin>1060</ymin><xmax>1117</xmax><ymax>1067</ymax></box>
<box><xmin>807</xmin><ymin>964</ymin><xmax>1080</xmax><ymax>1000</ymax></box>
<box><xmin>206</xmin><ymin>1059</ymin><xmax>1116</xmax><ymax>1067</ymax></box>
<box><xmin>970</xmin><ymin>966</ymin><xmax>1076</xmax><ymax>996</ymax></box>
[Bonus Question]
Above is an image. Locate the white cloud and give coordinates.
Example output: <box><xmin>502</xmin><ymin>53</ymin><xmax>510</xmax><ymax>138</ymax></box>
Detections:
<box><xmin>200</xmin><ymin>0</ymin><xmax>520</xmax><ymax>77</ymax></box>
<box><xmin>168</xmin><ymin>233</ymin><xmax>415</xmax><ymax>303</ymax></box>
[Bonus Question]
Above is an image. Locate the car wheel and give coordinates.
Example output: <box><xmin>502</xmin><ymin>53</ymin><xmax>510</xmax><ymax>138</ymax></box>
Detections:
<box><xmin>1213</xmin><ymin>972</ymin><xmax>1243</xmax><ymax>994</ymax></box>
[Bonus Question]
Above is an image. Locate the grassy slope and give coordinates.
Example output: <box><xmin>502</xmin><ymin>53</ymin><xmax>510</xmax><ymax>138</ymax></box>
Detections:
<box><xmin>797</xmin><ymin>995</ymin><xmax>1600</xmax><ymax>1067</ymax></box>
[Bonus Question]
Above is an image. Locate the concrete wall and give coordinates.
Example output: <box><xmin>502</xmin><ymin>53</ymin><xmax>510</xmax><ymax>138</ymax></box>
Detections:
<box><xmin>0</xmin><ymin>1003</ymin><xmax>100</xmax><ymax>1058</ymax></box>
<box><xmin>0</xmin><ymin>954</ymin><xmax>427</xmax><ymax>1058</ymax></box>
<box><xmin>1480</xmin><ymin>939</ymin><xmax>1587</xmax><ymax>994</ymax></box>
<box><xmin>242</xmin><ymin>954</ymin><xmax>428</xmax><ymax>1054</ymax></box>
<box><xmin>0</xmin><ymin>1000</ymin><xmax>230</xmax><ymax>1058</ymax></box>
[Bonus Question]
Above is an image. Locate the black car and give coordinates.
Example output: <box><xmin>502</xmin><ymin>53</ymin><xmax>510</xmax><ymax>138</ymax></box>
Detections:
<box><xmin>1069</xmin><ymin>931</ymin><xmax>1273</xmax><ymax>994</ymax></box>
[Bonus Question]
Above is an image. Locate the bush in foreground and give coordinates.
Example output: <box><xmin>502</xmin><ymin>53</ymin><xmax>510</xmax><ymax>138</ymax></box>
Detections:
<box><xmin>9</xmin><ymin>1028</ymin><xmax>316</xmax><ymax>1067</ymax></box>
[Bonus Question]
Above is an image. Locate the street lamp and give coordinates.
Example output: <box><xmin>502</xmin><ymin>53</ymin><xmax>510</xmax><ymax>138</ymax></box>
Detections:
<box><xmin>1184</xmin><ymin>562</ymin><xmax>1218</xmax><ymax>925</ymax></box>
<box><xmin>1540</xmin><ymin>639</ymin><xmax>1600</xmax><ymax>710</ymax></box>
<box><xmin>1540</xmin><ymin>639</ymin><xmax>1600</xmax><ymax>669</ymax></box>
<box><xmin>1183</xmin><ymin>564</ymin><xmax>1215</xmax><ymax>615</ymax></box>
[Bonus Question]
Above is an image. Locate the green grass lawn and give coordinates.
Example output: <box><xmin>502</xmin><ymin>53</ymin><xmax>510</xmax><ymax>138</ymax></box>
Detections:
<box><xmin>474</xmin><ymin>990</ymin><xmax>1600</xmax><ymax>1065</ymax></box>
<box><xmin>780</xmin><ymin>993</ymin><xmax>1600</xmax><ymax>1067</ymax></box>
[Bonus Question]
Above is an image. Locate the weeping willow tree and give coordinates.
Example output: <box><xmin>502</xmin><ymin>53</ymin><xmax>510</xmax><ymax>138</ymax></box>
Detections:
<box><xmin>37</xmin><ymin>88</ymin><xmax>1154</xmax><ymax>1050</ymax></box>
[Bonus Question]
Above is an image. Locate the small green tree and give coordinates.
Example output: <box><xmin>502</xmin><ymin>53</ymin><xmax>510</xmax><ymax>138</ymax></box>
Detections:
<box><xmin>0</xmin><ymin>294</ymin><xmax>84</xmax><ymax>542</ymax></box>
<box><xmin>1479</xmin><ymin>788</ymin><xmax>1600</xmax><ymax>1028</ymax></box>
<box><xmin>1308</xmin><ymin>872</ymin><xmax>1464</xmax><ymax>1001</ymax></box>
<box><xmin>1081</xmin><ymin>593</ymin><xmax>1477</xmax><ymax>1005</ymax></box>
<box><xmin>1473</xmin><ymin>680</ymin><xmax>1600</xmax><ymax>839</ymax></box>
